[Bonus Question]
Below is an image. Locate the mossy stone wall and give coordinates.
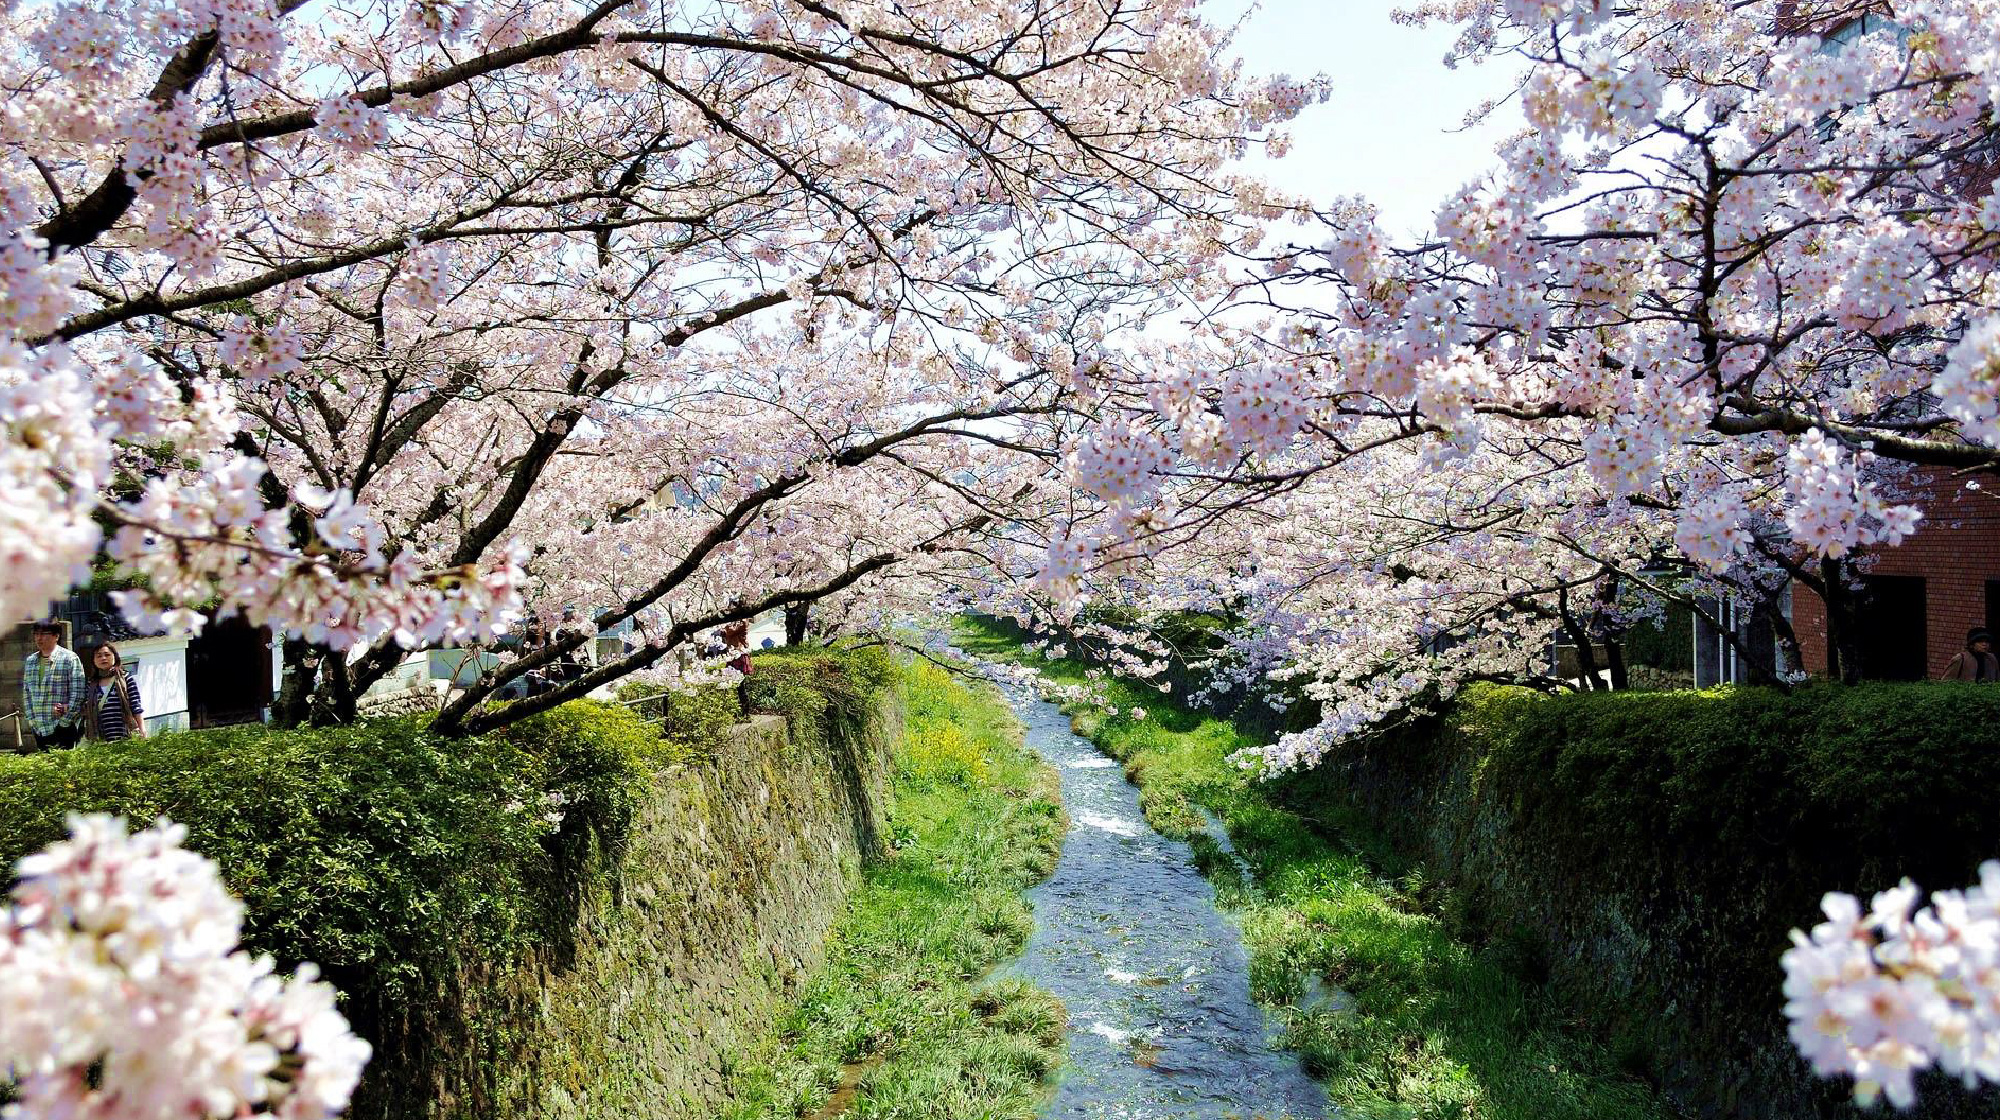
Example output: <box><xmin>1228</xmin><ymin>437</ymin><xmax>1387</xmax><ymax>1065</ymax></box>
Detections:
<box><xmin>1278</xmin><ymin>682</ymin><xmax>2000</xmax><ymax>1120</ymax></box>
<box><xmin>360</xmin><ymin>695</ymin><xmax>900</xmax><ymax>1120</ymax></box>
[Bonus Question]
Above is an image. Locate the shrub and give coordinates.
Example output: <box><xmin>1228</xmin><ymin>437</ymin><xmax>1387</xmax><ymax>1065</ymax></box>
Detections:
<box><xmin>744</xmin><ymin>644</ymin><xmax>897</xmax><ymax>750</ymax></box>
<box><xmin>1449</xmin><ymin>680</ymin><xmax>2000</xmax><ymax>894</ymax></box>
<box><xmin>614</xmin><ymin>680</ymin><xmax>740</xmax><ymax>756</ymax></box>
<box><xmin>0</xmin><ymin>715</ymin><xmax>568</xmax><ymax>1002</ymax></box>
<box><xmin>0</xmin><ymin>700</ymin><xmax>662</xmax><ymax>1120</ymax></box>
<box><xmin>1282</xmin><ymin>678</ymin><xmax>2000</xmax><ymax>1119</ymax></box>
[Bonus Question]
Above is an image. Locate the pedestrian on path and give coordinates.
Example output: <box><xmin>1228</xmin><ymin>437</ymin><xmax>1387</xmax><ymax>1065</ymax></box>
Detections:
<box><xmin>23</xmin><ymin>621</ymin><xmax>85</xmax><ymax>750</ymax></box>
<box><xmin>720</xmin><ymin>601</ymin><xmax>754</xmax><ymax>714</ymax></box>
<box><xmin>1942</xmin><ymin>628</ymin><xmax>2000</xmax><ymax>682</ymax></box>
<box><xmin>80</xmin><ymin>642</ymin><xmax>146</xmax><ymax>742</ymax></box>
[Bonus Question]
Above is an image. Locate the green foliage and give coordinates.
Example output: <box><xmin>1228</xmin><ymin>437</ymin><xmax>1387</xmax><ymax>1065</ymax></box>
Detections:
<box><xmin>85</xmin><ymin>553</ymin><xmax>151</xmax><ymax>593</ymax></box>
<box><xmin>743</xmin><ymin>643</ymin><xmax>898</xmax><ymax>751</ymax></box>
<box><xmin>0</xmin><ymin>715</ymin><xmax>574</xmax><ymax>1001</ymax></box>
<box><xmin>1444</xmin><ymin>679</ymin><xmax>2000</xmax><ymax>895</ymax></box>
<box><xmin>719</xmin><ymin>658</ymin><xmax>1066</xmax><ymax>1120</ymax></box>
<box><xmin>955</xmin><ymin>615</ymin><xmax>1676</xmax><ymax>1120</ymax></box>
<box><xmin>497</xmin><ymin>701</ymin><xmax>670</xmax><ymax>867</ymax></box>
<box><xmin>613</xmin><ymin>680</ymin><xmax>740</xmax><ymax>756</ymax></box>
<box><xmin>1616</xmin><ymin>599</ymin><xmax>1695</xmax><ymax>673</ymax></box>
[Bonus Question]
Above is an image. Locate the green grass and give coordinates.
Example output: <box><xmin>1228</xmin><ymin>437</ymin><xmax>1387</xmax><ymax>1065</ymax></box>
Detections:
<box><xmin>718</xmin><ymin>659</ymin><xmax>1069</xmax><ymax>1120</ymax></box>
<box><xmin>955</xmin><ymin>617</ymin><xmax>1683</xmax><ymax>1120</ymax></box>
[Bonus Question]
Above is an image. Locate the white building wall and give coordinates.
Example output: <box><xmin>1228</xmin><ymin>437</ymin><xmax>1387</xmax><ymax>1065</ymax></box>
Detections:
<box><xmin>118</xmin><ymin>635</ymin><xmax>191</xmax><ymax>734</ymax></box>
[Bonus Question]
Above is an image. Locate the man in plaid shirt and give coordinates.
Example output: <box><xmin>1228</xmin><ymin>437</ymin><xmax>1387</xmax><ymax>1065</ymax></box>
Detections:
<box><xmin>23</xmin><ymin>621</ymin><xmax>85</xmax><ymax>749</ymax></box>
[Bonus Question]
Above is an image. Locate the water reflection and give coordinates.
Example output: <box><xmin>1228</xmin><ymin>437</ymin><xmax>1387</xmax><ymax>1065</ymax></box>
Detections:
<box><xmin>998</xmin><ymin>687</ymin><xmax>1328</xmax><ymax>1120</ymax></box>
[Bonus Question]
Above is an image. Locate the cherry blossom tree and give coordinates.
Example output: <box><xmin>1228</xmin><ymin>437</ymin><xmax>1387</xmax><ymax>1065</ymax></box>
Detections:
<box><xmin>1231</xmin><ymin>0</ymin><xmax>1998</xmax><ymax>680</ymax></box>
<box><xmin>0</xmin><ymin>0</ymin><xmax>1316</xmax><ymax>727</ymax></box>
<box><xmin>1783</xmin><ymin>865</ymin><xmax>2000</xmax><ymax>1109</ymax></box>
<box><xmin>998</xmin><ymin>0</ymin><xmax>2000</xmax><ymax>749</ymax></box>
<box><xmin>0</xmin><ymin>814</ymin><xmax>371</xmax><ymax>1120</ymax></box>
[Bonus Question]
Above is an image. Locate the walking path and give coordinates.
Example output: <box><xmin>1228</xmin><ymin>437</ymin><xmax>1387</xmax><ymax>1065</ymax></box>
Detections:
<box><xmin>998</xmin><ymin>686</ymin><xmax>1327</xmax><ymax>1120</ymax></box>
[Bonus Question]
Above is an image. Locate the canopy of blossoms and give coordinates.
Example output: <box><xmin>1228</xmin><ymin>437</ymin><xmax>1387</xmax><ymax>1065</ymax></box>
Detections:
<box><xmin>998</xmin><ymin>0</ymin><xmax>2000</xmax><ymax>765</ymax></box>
<box><xmin>0</xmin><ymin>0</ymin><xmax>1317</xmax><ymax>729</ymax></box>
<box><xmin>8</xmin><ymin>0</ymin><xmax>2000</xmax><ymax>1110</ymax></box>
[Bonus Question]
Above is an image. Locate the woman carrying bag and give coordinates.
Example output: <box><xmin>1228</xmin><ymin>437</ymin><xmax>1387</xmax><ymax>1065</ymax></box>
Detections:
<box><xmin>81</xmin><ymin>643</ymin><xmax>146</xmax><ymax>742</ymax></box>
<box><xmin>1943</xmin><ymin>628</ymin><xmax>2000</xmax><ymax>683</ymax></box>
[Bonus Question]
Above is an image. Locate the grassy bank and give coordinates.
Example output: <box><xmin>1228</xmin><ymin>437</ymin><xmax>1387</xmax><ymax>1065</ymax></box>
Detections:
<box><xmin>718</xmin><ymin>659</ymin><xmax>1069</xmax><ymax>1120</ymax></box>
<box><xmin>955</xmin><ymin>618</ymin><xmax>1680</xmax><ymax>1120</ymax></box>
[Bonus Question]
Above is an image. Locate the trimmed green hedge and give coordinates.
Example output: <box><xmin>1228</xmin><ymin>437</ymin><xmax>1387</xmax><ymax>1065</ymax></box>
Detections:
<box><xmin>0</xmin><ymin>713</ymin><xmax>635</xmax><ymax>993</ymax></box>
<box><xmin>0</xmin><ymin>647</ymin><xmax>895</xmax><ymax>1120</ymax></box>
<box><xmin>1458</xmin><ymin>682</ymin><xmax>2000</xmax><ymax>890</ymax></box>
<box><xmin>1280</xmin><ymin>680</ymin><xmax>2000</xmax><ymax>1119</ymax></box>
<box><xmin>0</xmin><ymin>702</ymin><xmax>660</xmax><ymax>1117</ymax></box>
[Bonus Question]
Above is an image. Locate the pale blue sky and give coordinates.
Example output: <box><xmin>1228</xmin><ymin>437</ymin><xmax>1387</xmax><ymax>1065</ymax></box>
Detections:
<box><xmin>1215</xmin><ymin>0</ymin><xmax>1519</xmax><ymax>237</ymax></box>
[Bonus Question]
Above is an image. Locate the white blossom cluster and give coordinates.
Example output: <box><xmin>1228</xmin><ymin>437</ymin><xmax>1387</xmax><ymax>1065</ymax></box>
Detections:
<box><xmin>1939</xmin><ymin>316</ymin><xmax>2000</xmax><ymax>447</ymax></box>
<box><xmin>1783</xmin><ymin>429</ymin><xmax>1922</xmax><ymax>560</ymax></box>
<box><xmin>0</xmin><ymin>814</ymin><xmax>371</xmax><ymax>1120</ymax></box>
<box><xmin>1783</xmin><ymin>865</ymin><xmax>2000</xmax><ymax>1109</ymax></box>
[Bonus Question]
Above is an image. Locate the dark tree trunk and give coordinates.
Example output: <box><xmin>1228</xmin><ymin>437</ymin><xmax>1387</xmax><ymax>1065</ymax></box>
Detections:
<box><xmin>1558</xmin><ymin>587</ymin><xmax>1603</xmax><ymax>691</ymax></box>
<box><xmin>275</xmin><ymin>635</ymin><xmax>419</xmax><ymax>726</ymax></box>
<box><xmin>316</xmin><ymin>653</ymin><xmax>360</xmax><ymax>725</ymax></box>
<box><xmin>270</xmin><ymin>638</ymin><xmax>321</xmax><ymax>728</ymax></box>
<box><xmin>1767</xmin><ymin>592</ymin><xmax>1806</xmax><ymax>682</ymax></box>
<box><xmin>1591</xmin><ymin>570</ymin><xmax>1628</xmax><ymax>691</ymax></box>
<box><xmin>785</xmin><ymin>601</ymin><xmax>810</xmax><ymax>646</ymax></box>
<box><xmin>1742</xmin><ymin>589</ymin><xmax>1782</xmax><ymax>686</ymax></box>
<box><xmin>1821</xmin><ymin>558</ymin><xmax>1863</xmax><ymax>684</ymax></box>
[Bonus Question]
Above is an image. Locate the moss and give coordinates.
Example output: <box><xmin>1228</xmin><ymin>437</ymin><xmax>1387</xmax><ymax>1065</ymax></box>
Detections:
<box><xmin>718</xmin><ymin>660</ymin><xmax>1066</xmax><ymax>1120</ymax></box>
<box><xmin>0</xmin><ymin>648</ymin><xmax>903</xmax><ymax>1120</ymax></box>
<box><xmin>956</xmin><ymin>615</ymin><xmax>1679</xmax><ymax>1120</ymax></box>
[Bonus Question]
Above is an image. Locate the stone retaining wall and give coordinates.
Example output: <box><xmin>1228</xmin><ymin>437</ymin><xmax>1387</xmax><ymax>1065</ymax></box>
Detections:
<box><xmin>1279</xmin><ymin>691</ymin><xmax>1999</xmax><ymax>1120</ymax></box>
<box><xmin>351</xmin><ymin>692</ymin><xmax>901</xmax><ymax>1120</ymax></box>
<box><xmin>354</xmin><ymin>683</ymin><xmax>442</xmax><ymax>717</ymax></box>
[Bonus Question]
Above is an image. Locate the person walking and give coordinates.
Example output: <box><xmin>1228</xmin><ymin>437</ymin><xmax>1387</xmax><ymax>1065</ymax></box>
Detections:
<box><xmin>720</xmin><ymin>606</ymin><xmax>754</xmax><ymax>714</ymax></box>
<box><xmin>80</xmin><ymin>642</ymin><xmax>146</xmax><ymax>742</ymax></box>
<box><xmin>22</xmin><ymin>621</ymin><xmax>85</xmax><ymax>750</ymax></box>
<box><xmin>1942</xmin><ymin>628</ymin><xmax>2000</xmax><ymax>682</ymax></box>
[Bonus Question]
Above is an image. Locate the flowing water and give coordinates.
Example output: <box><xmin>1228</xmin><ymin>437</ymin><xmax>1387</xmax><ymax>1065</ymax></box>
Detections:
<box><xmin>998</xmin><ymin>686</ymin><xmax>1328</xmax><ymax>1120</ymax></box>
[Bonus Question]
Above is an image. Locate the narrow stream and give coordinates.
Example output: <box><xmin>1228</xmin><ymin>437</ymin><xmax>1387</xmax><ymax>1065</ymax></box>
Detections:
<box><xmin>998</xmin><ymin>686</ymin><xmax>1328</xmax><ymax>1120</ymax></box>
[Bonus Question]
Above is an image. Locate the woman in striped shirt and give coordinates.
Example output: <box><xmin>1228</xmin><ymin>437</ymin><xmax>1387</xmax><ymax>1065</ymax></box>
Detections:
<box><xmin>82</xmin><ymin>643</ymin><xmax>145</xmax><ymax>742</ymax></box>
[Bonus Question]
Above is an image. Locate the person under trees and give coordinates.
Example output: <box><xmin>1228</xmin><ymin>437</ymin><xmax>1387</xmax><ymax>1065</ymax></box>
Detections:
<box><xmin>1941</xmin><ymin>626</ymin><xmax>2000</xmax><ymax>681</ymax></box>
<box><xmin>78</xmin><ymin>641</ymin><xmax>146</xmax><ymax>742</ymax></box>
<box><xmin>0</xmin><ymin>0</ymin><xmax>1315</xmax><ymax>734</ymax></box>
<box><xmin>21</xmin><ymin>621</ymin><xmax>86</xmax><ymax>750</ymax></box>
<box><xmin>718</xmin><ymin>610</ymin><xmax>754</xmax><ymax>713</ymax></box>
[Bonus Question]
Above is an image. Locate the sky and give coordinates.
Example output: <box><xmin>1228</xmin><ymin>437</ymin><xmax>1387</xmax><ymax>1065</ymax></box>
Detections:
<box><xmin>1213</xmin><ymin>0</ymin><xmax>1520</xmax><ymax>238</ymax></box>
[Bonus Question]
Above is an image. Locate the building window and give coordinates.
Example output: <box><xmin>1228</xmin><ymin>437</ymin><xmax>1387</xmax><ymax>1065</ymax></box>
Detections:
<box><xmin>1855</xmin><ymin>574</ymin><xmax>1927</xmax><ymax>681</ymax></box>
<box><xmin>1817</xmin><ymin>14</ymin><xmax>1906</xmax><ymax>55</ymax></box>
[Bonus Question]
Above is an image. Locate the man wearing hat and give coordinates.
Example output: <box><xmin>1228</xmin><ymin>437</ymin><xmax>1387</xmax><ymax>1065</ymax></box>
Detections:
<box><xmin>23</xmin><ymin>620</ymin><xmax>87</xmax><ymax>749</ymax></box>
<box><xmin>1943</xmin><ymin>628</ymin><xmax>2000</xmax><ymax>682</ymax></box>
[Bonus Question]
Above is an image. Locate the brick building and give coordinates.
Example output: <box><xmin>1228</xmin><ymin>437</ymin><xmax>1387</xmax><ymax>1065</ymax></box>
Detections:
<box><xmin>1768</xmin><ymin>6</ymin><xmax>2000</xmax><ymax>679</ymax></box>
<box><xmin>1790</xmin><ymin>474</ymin><xmax>2000</xmax><ymax>679</ymax></box>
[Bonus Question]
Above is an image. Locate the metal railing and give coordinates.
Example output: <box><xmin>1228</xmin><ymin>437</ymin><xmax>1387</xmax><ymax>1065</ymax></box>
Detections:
<box><xmin>0</xmin><ymin>710</ymin><xmax>25</xmax><ymax>752</ymax></box>
<box><xmin>612</xmin><ymin>691</ymin><xmax>668</xmax><ymax>727</ymax></box>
